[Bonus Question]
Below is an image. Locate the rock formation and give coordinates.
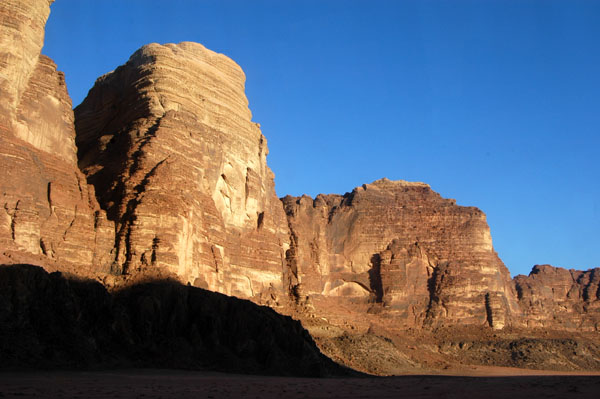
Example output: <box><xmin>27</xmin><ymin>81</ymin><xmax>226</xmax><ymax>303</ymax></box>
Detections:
<box><xmin>74</xmin><ymin>42</ymin><xmax>290</xmax><ymax>298</ymax></box>
<box><xmin>282</xmin><ymin>179</ymin><xmax>520</xmax><ymax>329</ymax></box>
<box><xmin>282</xmin><ymin>182</ymin><xmax>600</xmax><ymax>332</ymax></box>
<box><xmin>0</xmin><ymin>0</ymin><xmax>114</xmax><ymax>276</ymax></box>
<box><xmin>0</xmin><ymin>0</ymin><xmax>598</xmax><ymax>359</ymax></box>
<box><xmin>515</xmin><ymin>265</ymin><xmax>600</xmax><ymax>331</ymax></box>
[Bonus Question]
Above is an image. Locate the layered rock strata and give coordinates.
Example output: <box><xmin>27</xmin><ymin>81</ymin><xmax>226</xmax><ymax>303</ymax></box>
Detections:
<box><xmin>282</xmin><ymin>178</ymin><xmax>520</xmax><ymax>329</ymax></box>
<box><xmin>515</xmin><ymin>265</ymin><xmax>600</xmax><ymax>331</ymax></box>
<box><xmin>0</xmin><ymin>0</ymin><xmax>114</xmax><ymax>275</ymax></box>
<box><xmin>75</xmin><ymin>42</ymin><xmax>290</xmax><ymax>298</ymax></box>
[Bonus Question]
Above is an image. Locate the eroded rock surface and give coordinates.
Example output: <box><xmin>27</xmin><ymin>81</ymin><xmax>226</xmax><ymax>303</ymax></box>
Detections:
<box><xmin>75</xmin><ymin>42</ymin><xmax>290</xmax><ymax>298</ymax></box>
<box><xmin>0</xmin><ymin>0</ymin><xmax>114</xmax><ymax>276</ymax></box>
<box><xmin>282</xmin><ymin>178</ymin><xmax>520</xmax><ymax>329</ymax></box>
<box><xmin>515</xmin><ymin>265</ymin><xmax>600</xmax><ymax>331</ymax></box>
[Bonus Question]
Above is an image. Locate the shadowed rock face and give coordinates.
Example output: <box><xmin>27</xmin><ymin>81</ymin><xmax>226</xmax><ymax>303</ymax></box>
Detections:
<box><xmin>282</xmin><ymin>178</ymin><xmax>520</xmax><ymax>329</ymax></box>
<box><xmin>74</xmin><ymin>42</ymin><xmax>291</xmax><ymax>298</ymax></box>
<box><xmin>0</xmin><ymin>264</ymin><xmax>343</xmax><ymax>376</ymax></box>
<box><xmin>0</xmin><ymin>0</ymin><xmax>114</xmax><ymax>275</ymax></box>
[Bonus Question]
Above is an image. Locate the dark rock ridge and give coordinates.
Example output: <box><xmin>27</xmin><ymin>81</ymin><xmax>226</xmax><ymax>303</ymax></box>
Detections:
<box><xmin>0</xmin><ymin>264</ymin><xmax>343</xmax><ymax>376</ymax></box>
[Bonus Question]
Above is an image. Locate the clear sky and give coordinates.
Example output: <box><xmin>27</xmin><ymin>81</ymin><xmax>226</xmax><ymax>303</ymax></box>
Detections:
<box><xmin>43</xmin><ymin>0</ymin><xmax>599</xmax><ymax>277</ymax></box>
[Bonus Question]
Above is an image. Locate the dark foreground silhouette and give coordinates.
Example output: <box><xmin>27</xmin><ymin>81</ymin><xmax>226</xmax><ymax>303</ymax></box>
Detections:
<box><xmin>0</xmin><ymin>264</ymin><xmax>345</xmax><ymax>376</ymax></box>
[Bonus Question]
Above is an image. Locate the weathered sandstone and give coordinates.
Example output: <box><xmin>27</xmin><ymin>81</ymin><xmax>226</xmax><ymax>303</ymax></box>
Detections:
<box><xmin>75</xmin><ymin>42</ymin><xmax>290</xmax><ymax>298</ymax></box>
<box><xmin>282</xmin><ymin>178</ymin><xmax>520</xmax><ymax>329</ymax></box>
<box><xmin>515</xmin><ymin>265</ymin><xmax>600</xmax><ymax>331</ymax></box>
<box><xmin>0</xmin><ymin>0</ymin><xmax>114</xmax><ymax>276</ymax></box>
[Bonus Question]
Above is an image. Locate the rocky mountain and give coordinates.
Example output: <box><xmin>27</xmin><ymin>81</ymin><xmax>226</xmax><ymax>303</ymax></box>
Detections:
<box><xmin>0</xmin><ymin>0</ymin><xmax>599</xmax><ymax>375</ymax></box>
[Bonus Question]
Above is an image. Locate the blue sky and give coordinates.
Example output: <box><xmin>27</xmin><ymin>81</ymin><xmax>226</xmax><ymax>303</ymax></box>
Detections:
<box><xmin>43</xmin><ymin>0</ymin><xmax>599</xmax><ymax>277</ymax></box>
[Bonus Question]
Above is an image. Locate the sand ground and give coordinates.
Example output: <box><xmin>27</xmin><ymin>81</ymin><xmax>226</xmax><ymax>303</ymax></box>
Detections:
<box><xmin>0</xmin><ymin>368</ymin><xmax>599</xmax><ymax>399</ymax></box>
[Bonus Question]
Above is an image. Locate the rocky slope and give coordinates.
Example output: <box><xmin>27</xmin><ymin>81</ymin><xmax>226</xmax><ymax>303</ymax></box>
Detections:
<box><xmin>0</xmin><ymin>0</ymin><xmax>114</xmax><ymax>276</ymax></box>
<box><xmin>74</xmin><ymin>42</ymin><xmax>290</xmax><ymax>299</ymax></box>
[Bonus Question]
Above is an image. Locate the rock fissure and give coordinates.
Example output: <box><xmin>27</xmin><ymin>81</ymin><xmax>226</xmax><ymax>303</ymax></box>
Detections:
<box><xmin>128</xmin><ymin>116</ymin><xmax>163</xmax><ymax>178</ymax></box>
<box><xmin>61</xmin><ymin>204</ymin><xmax>78</xmax><ymax>241</ymax></box>
<box><xmin>46</xmin><ymin>181</ymin><xmax>53</xmax><ymax>213</ymax></box>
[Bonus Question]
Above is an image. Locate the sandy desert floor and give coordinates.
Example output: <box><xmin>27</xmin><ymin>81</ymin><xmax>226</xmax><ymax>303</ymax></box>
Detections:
<box><xmin>0</xmin><ymin>368</ymin><xmax>599</xmax><ymax>399</ymax></box>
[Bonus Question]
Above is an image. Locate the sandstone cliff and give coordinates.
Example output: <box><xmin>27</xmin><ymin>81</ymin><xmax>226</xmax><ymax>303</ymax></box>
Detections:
<box><xmin>0</xmin><ymin>0</ymin><xmax>114</xmax><ymax>275</ymax></box>
<box><xmin>282</xmin><ymin>178</ymin><xmax>520</xmax><ymax>329</ymax></box>
<box><xmin>74</xmin><ymin>42</ymin><xmax>290</xmax><ymax>298</ymax></box>
<box><xmin>515</xmin><ymin>265</ymin><xmax>600</xmax><ymax>331</ymax></box>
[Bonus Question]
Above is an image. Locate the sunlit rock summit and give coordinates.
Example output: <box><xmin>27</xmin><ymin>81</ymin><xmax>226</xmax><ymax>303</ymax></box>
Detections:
<box><xmin>75</xmin><ymin>41</ymin><xmax>290</xmax><ymax>298</ymax></box>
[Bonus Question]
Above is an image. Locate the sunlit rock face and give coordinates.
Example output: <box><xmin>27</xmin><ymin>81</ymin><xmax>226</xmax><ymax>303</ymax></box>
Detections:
<box><xmin>514</xmin><ymin>264</ymin><xmax>600</xmax><ymax>331</ymax></box>
<box><xmin>282</xmin><ymin>178</ymin><xmax>519</xmax><ymax>329</ymax></box>
<box><xmin>75</xmin><ymin>42</ymin><xmax>290</xmax><ymax>298</ymax></box>
<box><xmin>0</xmin><ymin>0</ymin><xmax>114</xmax><ymax>275</ymax></box>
